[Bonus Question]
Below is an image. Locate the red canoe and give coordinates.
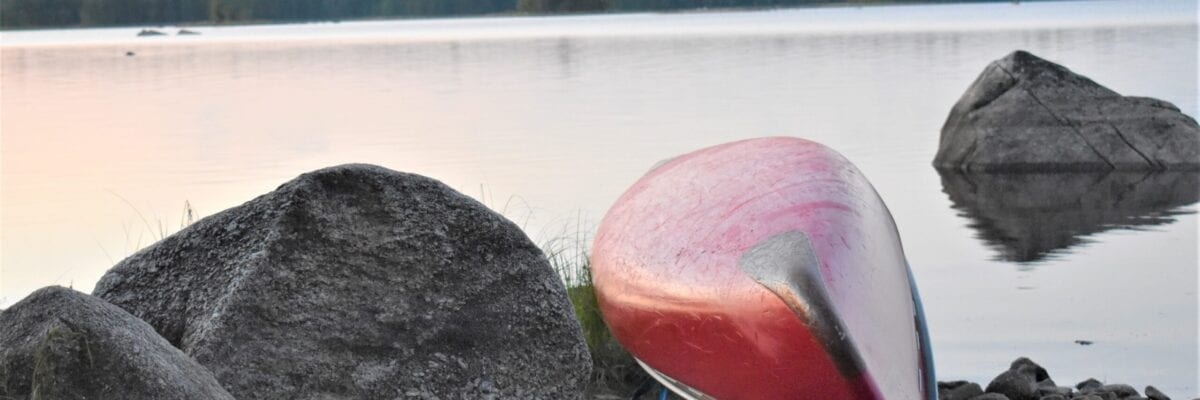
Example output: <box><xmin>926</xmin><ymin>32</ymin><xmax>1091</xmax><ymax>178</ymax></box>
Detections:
<box><xmin>591</xmin><ymin>137</ymin><xmax>935</xmax><ymax>400</ymax></box>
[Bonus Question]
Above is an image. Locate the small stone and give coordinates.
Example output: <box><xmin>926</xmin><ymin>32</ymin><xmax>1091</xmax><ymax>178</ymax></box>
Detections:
<box><xmin>944</xmin><ymin>382</ymin><xmax>986</xmax><ymax>400</ymax></box>
<box><xmin>972</xmin><ymin>394</ymin><xmax>1012</xmax><ymax>400</ymax></box>
<box><xmin>941</xmin><ymin>381</ymin><xmax>976</xmax><ymax>390</ymax></box>
<box><xmin>1077</xmin><ymin>379</ymin><xmax>1104</xmax><ymax>391</ymax></box>
<box><xmin>1145</xmin><ymin>386</ymin><xmax>1170</xmax><ymax>400</ymax></box>
<box><xmin>1041</xmin><ymin>395</ymin><xmax>1067</xmax><ymax>400</ymax></box>
<box><xmin>1010</xmin><ymin>357</ymin><xmax>1051</xmax><ymax>381</ymax></box>
<box><xmin>1080</xmin><ymin>392</ymin><xmax>1116</xmax><ymax>400</ymax></box>
<box><xmin>1072</xmin><ymin>395</ymin><xmax>1104</xmax><ymax>400</ymax></box>
<box><xmin>942</xmin><ymin>380</ymin><xmax>976</xmax><ymax>398</ymax></box>
<box><xmin>1100</xmin><ymin>384</ymin><xmax>1138</xmax><ymax>398</ymax></box>
<box><xmin>987</xmin><ymin>369</ymin><xmax>1040</xmax><ymax>400</ymax></box>
<box><xmin>1039</xmin><ymin>386</ymin><xmax>1074</xmax><ymax>398</ymax></box>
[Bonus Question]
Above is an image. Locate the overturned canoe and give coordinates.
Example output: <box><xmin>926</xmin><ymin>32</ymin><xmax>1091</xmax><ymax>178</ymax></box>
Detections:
<box><xmin>592</xmin><ymin>137</ymin><xmax>935</xmax><ymax>399</ymax></box>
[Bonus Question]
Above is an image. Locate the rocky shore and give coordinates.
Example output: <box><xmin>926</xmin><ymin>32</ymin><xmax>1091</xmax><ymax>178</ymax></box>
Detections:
<box><xmin>3</xmin><ymin>48</ymin><xmax>1197</xmax><ymax>399</ymax></box>
<box><xmin>938</xmin><ymin>357</ymin><xmax>1186</xmax><ymax>400</ymax></box>
<box><xmin>2</xmin><ymin>165</ymin><xmax>592</xmax><ymax>400</ymax></box>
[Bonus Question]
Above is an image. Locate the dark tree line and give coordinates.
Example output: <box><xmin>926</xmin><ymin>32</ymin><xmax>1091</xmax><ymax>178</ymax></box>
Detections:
<box><xmin>1</xmin><ymin>0</ymin><xmax>990</xmax><ymax>29</ymax></box>
<box><xmin>1</xmin><ymin>0</ymin><xmax>518</xmax><ymax>28</ymax></box>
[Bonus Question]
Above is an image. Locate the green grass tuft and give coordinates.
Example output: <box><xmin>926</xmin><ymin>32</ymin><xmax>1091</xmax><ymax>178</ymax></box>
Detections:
<box><xmin>541</xmin><ymin>224</ymin><xmax>650</xmax><ymax>397</ymax></box>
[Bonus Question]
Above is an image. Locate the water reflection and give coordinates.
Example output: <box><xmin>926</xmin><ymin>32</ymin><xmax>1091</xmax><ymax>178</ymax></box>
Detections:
<box><xmin>939</xmin><ymin>171</ymin><xmax>1200</xmax><ymax>263</ymax></box>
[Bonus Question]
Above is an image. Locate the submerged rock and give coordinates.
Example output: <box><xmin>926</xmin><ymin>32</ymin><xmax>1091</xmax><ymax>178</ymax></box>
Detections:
<box><xmin>93</xmin><ymin>164</ymin><xmax>590</xmax><ymax>399</ymax></box>
<box><xmin>136</xmin><ymin>29</ymin><xmax>165</xmax><ymax>36</ymax></box>
<box><xmin>0</xmin><ymin>286</ymin><xmax>233</xmax><ymax>400</ymax></box>
<box><xmin>935</xmin><ymin>50</ymin><xmax>1200</xmax><ymax>172</ymax></box>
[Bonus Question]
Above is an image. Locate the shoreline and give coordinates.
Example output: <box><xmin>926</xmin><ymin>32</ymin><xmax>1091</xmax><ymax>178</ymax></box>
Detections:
<box><xmin>0</xmin><ymin>0</ymin><xmax>1066</xmax><ymax>32</ymax></box>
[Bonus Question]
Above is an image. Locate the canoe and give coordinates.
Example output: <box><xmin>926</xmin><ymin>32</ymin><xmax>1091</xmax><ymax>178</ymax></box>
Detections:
<box><xmin>591</xmin><ymin>137</ymin><xmax>935</xmax><ymax>399</ymax></box>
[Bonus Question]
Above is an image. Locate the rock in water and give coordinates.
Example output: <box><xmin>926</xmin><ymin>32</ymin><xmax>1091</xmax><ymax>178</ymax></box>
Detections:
<box><xmin>984</xmin><ymin>357</ymin><xmax>1045</xmax><ymax>400</ymax></box>
<box><xmin>935</xmin><ymin>50</ymin><xmax>1200</xmax><ymax>172</ymax></box>
<box><xmin>93</xmin><ymin>164</ymin><xmax>591</xmax><ymax>399</ymax></box>
<box><xmin>940</xmin><ymin>381</ymin><xmax>984</xmax><ymax>400</ymax></box>
<box><xmin>0</xmin><ymin>286</ymin><xmax>233</xmax><ymax>400</ymax></box>
<box><xmin>1144</xmin><ymin>385</ymin><xmax>1171</xmax><ymax>400</ymax></box>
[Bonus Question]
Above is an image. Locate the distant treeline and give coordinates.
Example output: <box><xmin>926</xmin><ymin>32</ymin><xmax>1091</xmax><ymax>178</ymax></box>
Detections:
<box><xmin>1</xmin><ymin>0</ymin><xmax>986</xmax><ymax>29</ymax></box>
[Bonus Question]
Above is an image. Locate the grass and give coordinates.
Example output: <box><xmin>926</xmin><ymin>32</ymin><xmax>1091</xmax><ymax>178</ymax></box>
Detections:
<box><xmin>541</xmin><ymin>224</ymin><xmax>650</xmax><ymax>397</ymax></box>
<box><xmin>96</xmin><ymin>197</ymin><xmax>197</xmax><ymax>266</ymax></box>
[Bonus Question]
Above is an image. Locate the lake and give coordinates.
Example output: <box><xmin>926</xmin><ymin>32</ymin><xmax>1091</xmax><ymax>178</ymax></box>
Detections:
<box><xmin>2</xmin><ymin>0</ymin><xmax>1197</xmax><ymax>396</ymax></box>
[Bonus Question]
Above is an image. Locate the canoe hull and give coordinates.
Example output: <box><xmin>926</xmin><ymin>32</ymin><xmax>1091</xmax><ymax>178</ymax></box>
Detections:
<box><xmin>592</xmin><ymin>137</ymin><xmax>934</xmax><ymax>399</ymax></box>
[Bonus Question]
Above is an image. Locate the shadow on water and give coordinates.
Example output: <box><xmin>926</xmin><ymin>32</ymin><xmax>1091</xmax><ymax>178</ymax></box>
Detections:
<box><xmin>938</xmin><ymin>170</ymin><xmax>1200</xmax><ymax>264</ymax></box>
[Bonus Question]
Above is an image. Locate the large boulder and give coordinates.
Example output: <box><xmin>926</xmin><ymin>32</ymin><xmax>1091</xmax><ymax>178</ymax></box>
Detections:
<box><xmin>0</xmin><ymin>286</ymin><xmax>233</xmax><ymax>400</ymax></box>
<box><xmin>93</xmin><ymin>164</ymin><xmax>591</xmax><ymax>399</ymax></box>
<box><xmin>934</xmin><ymin>50</ymin><xmax>1200</xmax><ymax>172</ymax></box>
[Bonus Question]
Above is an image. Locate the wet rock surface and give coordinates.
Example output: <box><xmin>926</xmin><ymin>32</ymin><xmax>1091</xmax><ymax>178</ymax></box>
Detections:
<box><xmin>934</xmin><ymin>50</ymin><xmax>1200</xmax><ymax>172</ymax></box>
<box><xmin>938</xmin><ymin>357</ymin><xmax>1180</xmax><ymax>400</ymax></box>
<box><xmin>93</xmin><ymin>164</ymin><xmax>591</xmax><ymax>400</ymax></box>
<box><xmin>0</xmin><ymin>286</ymin><xmax>233</xmax><ymax>400</ymax></box>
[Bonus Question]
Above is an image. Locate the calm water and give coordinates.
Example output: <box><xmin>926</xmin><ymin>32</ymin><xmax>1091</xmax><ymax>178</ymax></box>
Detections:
<box><xmin>2</xmin><ymin>0</ymin><xmax>1198</xmax><ymax>395</ymax></box>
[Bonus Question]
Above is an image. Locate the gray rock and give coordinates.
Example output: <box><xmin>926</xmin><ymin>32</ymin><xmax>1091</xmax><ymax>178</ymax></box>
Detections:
<box><xmin>935</xmin><ymin>50</ymin><xmax>1200</xmax><ymax>172</ymax></box>
<box><xmin>1079</xmin><ymin>391</ymin><xmax>1117</xmax><ymax>400</ymax></box>
<box><xmin>973</xmin><ymin>394</ymin><xmax>1013</xmax><ymax>400</ymax></box>
<box><xmin>1100</xmin><ymin>384</ymin><xmax>1139</xmax><ymax>398</ymax></box>
<box><xmin>943</xmin><ymin>382</ymin><xmax>986</xmax><ymax>400</ymax></box>
<box><xmin>1073</xmin><ymin>396</ymin><xmax>1105</xmax><ymax>400</ymax></box>
<box><xmin>93</xmin><ymin>164</ymin><xmax>591</xmax><ymax>400</ymax></box>
<box><xmin>1010</xmin><ymin>357</ymin><xmax>1051</xmax><ymax>382</ymax></box>
<box><xmin>1039</xmin><ymin>386</ymin><xmax>1074</xmax><ymax>398</ymax></box>
<box><xmin>1077</xmin><ymin>379</ymin><xmax>1104</xmax><ymax>391</ymax></box>
<box><xmin>987</xmin><ymin>368</ymin><xmax>1040</xmax><ymax>400</ymax></box>
<box><xmin>1041</xmin><ymin>395</ymin><xmax>1067</xmax><ymax>400</ymax></box>
<box><xmin>0</xmin><ymin>286</ymin><xmax>233</xmax><ymax>400</ymax></box>
<box><xmin>942</xmin><ymin>381</ymin><xmax>977</xmax><ymax>390</ymax></box>
<box><xmin>1145</xmin><ymin>386</ymin><xmax>1170</xmax><ymax>400</ymax></box>
<box><xmin>942</xmin><ymin>381</ymin><xmax>976</xmax><ymax>400</ymax></box>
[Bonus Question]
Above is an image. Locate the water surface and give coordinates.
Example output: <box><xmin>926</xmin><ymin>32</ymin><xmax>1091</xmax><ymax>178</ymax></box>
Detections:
<box><xmin>2</xmin><ymin>0</ymin><xmax>1197</xmax><ymax>395</ymax></box>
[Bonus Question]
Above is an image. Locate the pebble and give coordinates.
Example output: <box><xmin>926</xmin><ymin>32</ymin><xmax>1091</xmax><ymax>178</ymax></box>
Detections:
<box><xmin>971</xmin><ymin>394</ymin><xmax>1011</xmax><ymax>400</ymax></box>
<box><xmin>1100</xmin><ymin>384</ymin><xmax>1139</xmax><ymax>398</ymax></box>
<box><xmin>935</xmin><ymin>357</ymin><xmax>1182</xmax><ymax>400</ymax></box>
<box><xmin>985</xmin><ymin>369</ymin><xmax>1039</xmax><ymax>400</ymax></box>
<box><xmin>940</xmin><ymin>382</ymin><xmax>984</xmax><ymax>400</ymax></box>
<box><xmin>1145</xmin><ymin>386</ymin><xmax>1171</xmax><ymax>400</ymax></box>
